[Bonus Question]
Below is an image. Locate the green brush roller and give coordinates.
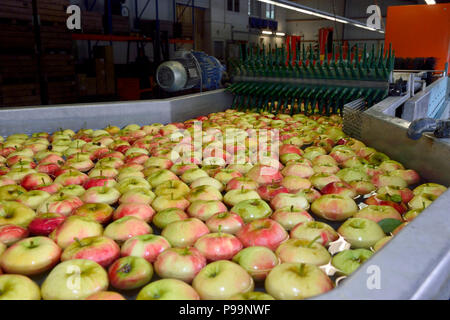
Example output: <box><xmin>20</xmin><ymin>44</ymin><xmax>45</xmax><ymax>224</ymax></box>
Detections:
<box><xmin>227</xmin><ymin>42</ymin><xmax>395</xmax><ymax>116</ymax></box>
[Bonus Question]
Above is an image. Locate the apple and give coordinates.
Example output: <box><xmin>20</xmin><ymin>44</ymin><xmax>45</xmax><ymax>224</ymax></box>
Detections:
<box><xmin>0</xmin><ymin>224</ymin><xmax>29</xmax><ymax>245</ymax></box>
<box><xmin>54</xmin><ymin>170</ymin><xmax>88</xmax><ymax>186</ymax></box>
<box><xmin>372</xmin><ymin>173</ymin><xmax>408</xmax><ymax>189</ymax></box>
<box><xmin>392</xmin><ymin>222</ymin><xmax>408</xmax><ymax>235</ymax></box>
<box><xmin>121</xmin><ymin>234</ymin><xmax>170</xmax><ymax>263</ymax></box>
<box><xmin>225</xmin><ymin>177</ymin><xmax>258</xmax><ymax>192</ymax></box>
<box><xmin>281</xmin><ymin>176</ymin><xmax>311</xmax><ymax>193</ymax></box>
<box><xmin>188</xmin><ymin>185</ymin><xmax>223</xmax><ymax>202</ymax></box>
<box><xmin>205</xmin><ymin>212</ymin><xmax>244</xmax><ymax>234</ymax></box>
<box><xmin>365</xmin><ymin>195</ymin><xmax>407</xmax><ymax>214</ymax></box>
<box><xmin>50</xmin><ymin>216</ymin><xmax>103</xmax><ymax>249</ymax></box>
<box><xmin>281</xmin><ymin>163</ymin><xmax>314</xmax><ymax>179</ymax></box>
<box><xmin>0</xmin><ymin>201</ymin><xmax>36</xmax><ymax>228</ymax></box>
<box><xmin>119</xmin><ymin>188</ymin><xmax>156</xmax><ymax>205</ymax></box>
<box><xmin>246</xmin><ymin>164</ymin><xmax>283</xmax><ymax>185</ymax></box>
<box><xmin>85</xmin><ymin>291</ymin><xmax>126</xmax><ymax>300</ymax></box>
<box><xmin>37</xmin><ymin>193</ymin><xmax>84</xmax><ymax>216</ymax></box>
<box><xmin>368</xmin><ymin>235</ymin><xmax>392</xmax><ymax>252</ymax></box>
<box><xmin>80</xmin><ymin>186</ymin><xmax>120</xmax><ymax>205</ymax></box>
<box><xmin>115</xmin><ymin>177</ymin><xmax>150</xmax><ymax>194</ymax></box>
<box><xmin>194</xmin><ymin>232</ymin><xmax>243</xmax><ymax>261</ymax></box>
<box><xmin>162</xmin><ymin>218</ymin><xmax>209</xmax><ymax>248</ymax></box>
<box><xmin>377</xmin><ymin>185</ymin><xmax>414</xmax><ymax>204</ymax></box>
<box><xmin>229</xmin><ymin>291</ymin><xmax>275</xmax><ymax>300</ymax></box>
<box><xmin>312</xmin><ymin>155</ymin><xmax>337</xmax><ymax>166</ymax></box>
<box><xmin>338</xmin><ymin>218</ymin><xmax>385</xmax><ymax>249</ymax></box>
<box><xmin>5</xmin><ymin>167</ymin><xmax>37</xmax><ymax>183</ymax></box>
<box><xmin>180</xmin><ymin>168</ymin><xmax>209</xmax><ymax>184</ymax></box>
<box><xmin>271</xmin><ymin>206</ymin><xmax>314</xmax><ymax>231</ymax></box>
<box><xmin>0</xmin><ymin>274</ymin><xmax>41</xmax><ymax>300</ymax></box>
<box><xmin>0</xmin><ymin>184</ymin><xmax>27</xmax><ymax>201</ymax></box>
<box><xmin>403</xmin><ymin>209</ymin><xmax>423</xmax><ymax>222</ymax></box>
<box><xmin>137</xmin><ymin>278</ymin><xmax>200</xmax><ymax>300</ymax></box>
<box><xmin>58</xmin><ymin>185</ymin><xmax>86</xmax><ymax>198</ymax></box>
<box><xmin>236</xmin><ymin>218</ymin><xmax>288</xmax><ymax>251</ymax></box>
<box><xmin>88</xmin><ymin>166</ymin><xmax>118</xmax><ymax>178</ymax></box>
<box><xmin>408</xmin><ymin>193</ymin><xmax>438</xmax><ymax>210</ymax></box>
<box><xmin>265</xmin><ymin>263</ymin><xmax>333</xmax><ymax>299</ymax></box>
<box><xmin>290</xmin><ymin>221</ymin><xmax>338</xmax><ymax>246</ymax></box>
<box><xmin>152</xmin><ymin>208</ymin><xmax>188</xmax><ymax>229</ymax></box>
<box><xmin>104</xmin><ymin>216</ymin><xmax>152</xmax><ymax>243</ymax></box>
<box><xmin>73</xmin><ymin>203</ymin><xmax>113</xmax><ymax>224</ymax></box>
<box><xmin>367</xmin><ymin>151</ymin><xmax>390</xmax><ymax>166</ymax></box>
<box><xmin>413</xmin><ymin>183</ymin><xmax>447</xmax><ymax>197</ymax></box>
<box><xmin>0</xmin><ymin>236</ymin><xmax>61</xmax><ymax>275</ymax></box>
<box><xmin>21</xmin><ymin>173</ymin><xmax>53</xmax><ymax>190</ymax></box>
<box><xmin>154</xmin><ymin>247</ymin><xmax>206</xmax><ymax>283</ymax></box>
<box><xmin>61</xmin><ymin>236</ymin><xmax>120</xmax><ymax>267</ymax></box>
<box><xmin>28</xmin><ymin>212</ymin><xmax>66</xmax><ymax>236</ymax></box>
<box><xmin>113</xmin><ymin>203</ymin><xmax>155</xmax><ymax>222</ymax></box>
<box><xmin>229</xmin><ymin>199</ymin><xmax>272</xmax><ymax>223</ymax></box>
<box><xmin>256</xmin><ymin>183</ymin><xmax>289</xmax><ymax>201</ymax></box>
<box><xmin>0</xmin><ymin>242</ymin><xmax>5</xmax><ymax>256</ymax></box>
<box><xmin>108</xmin><ymin>256</ymin><xmax>153</xmax><ymax>290</ymax></box>
<box><xmin>232</xmin><ymin>246</ymin><xmax>279</xmax><ymax>281</ymax></box>
<box><xmin>350</xmin><ymin>180</ymin><xmax>376</xmax><ymax>195</ymax></box>
<box><xmin>170</xmin><ymin>163</ymin><xmax>199</xmax><ymax>176</ymax></box>
<box><xmin>276</xmin><ymin>238</ymin><xmax>331</xmax><ymax>266</ymax></box>
<box><xmin>151</xmin><ymin>195</ymin><xmax>190</xmax><ymax>212</ymax></box>
<box><xmin>311</xmin><ymin>194</ymin><xmax>358</xmax><ymax>221</ymax></box>
<box><xmin>321</xmin><ymin>181</ymin><xmax>356</xmax><ymax>198</ymax></box>
<box><xmin>41</xmin><ymin>259</ymin><xmax>109</xmax><ymax>300</ymax></box>
<box><xmin>332</xmin><ymin>248</ymin><xmax>374</xmax><ymax>276</ymax></box>
<box><xmin>226</xmin><ymin>163</ymin><xmax>253</xmax><ymax>175</ymax></box>
<box><xmin>192</xmin><ymin>260</ymin><xmax>254</xmax><ymax>300</ymax></box>
<box><xmin>309</xmin><ymin>173</ymin><xmax>341</xmax><ymax>191</ymax></box>
<box><xmin>146</xmin><ymin>169</ymin><xmax>179</xmax><ymax>188</ymax></box>
<box><xmin>33</xmin><ymin>182</ymin><xmax>62</xmax><ymax>194</ymax></box>
<box><xmin>378</xmin><ymin>160</ymin><xmax>404</xmax><ymax>173</ymax></box>
<box><xmin>279</xmin><ymin>144</ymin><xmax>303</xmax><ymax>156</ymax></box>
<box><xmin>354</xmin><ymin>205</ymin><xmax>402</xmax><ymax>222</ymax></box>
<box><xmin>83</xmin><ymin>176</ymin><xmax>116</xmax><ymax>190</ymax></box>
<box><xmin>270</xmin><ymin>192</ymin><xmax>309</xmax><ymax>211</ymax></box>
<box><xmin>145</xmin><ymin>156</ymin><xmax>173</xmax><ymax>169</ymax></box>
<box><xmin>187</xmin><ymin>200</ymin><xmax>227</xmax><ymax>221</ymax></box>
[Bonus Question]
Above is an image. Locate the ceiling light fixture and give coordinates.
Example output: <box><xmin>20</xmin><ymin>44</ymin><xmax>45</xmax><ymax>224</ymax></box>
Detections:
<box><xmin>257</xmin><ymin>0</ymin><xmax>385</xmax><ymax>33</ymax></box>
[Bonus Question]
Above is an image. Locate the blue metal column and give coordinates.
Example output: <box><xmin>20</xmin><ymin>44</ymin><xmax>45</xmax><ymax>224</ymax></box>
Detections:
<box><xmin>192</xmin><ymin>0</ymin><xmax>195</xmax><ymax>50</ymax></box>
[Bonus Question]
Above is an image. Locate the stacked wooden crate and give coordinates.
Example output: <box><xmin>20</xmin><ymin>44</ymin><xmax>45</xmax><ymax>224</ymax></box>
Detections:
<box><xmin>82</xmin><ymin>11</ymin><xmax>104</xmax><ymax>34</ymax></box>
<box><xmin>0</xmin><ymin>0</ymin><xmax>41</xmax><ymax>106</ymax></box>
<box><xmin>111</xmin><ymin>15</ymin><xmax>130</xmax><ymax>35</ymax></box>
<box><xmin>37</xmin><ymin>0</ymin><xmax>76</xmax><ymax>105</ymax></box>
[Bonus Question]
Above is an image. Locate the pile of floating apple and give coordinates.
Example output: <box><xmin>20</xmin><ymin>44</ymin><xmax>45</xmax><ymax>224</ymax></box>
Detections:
<box><xmin>0</xmin><ymin>109</ymin><xmax>447</xmax><ymax>300</ymax></box>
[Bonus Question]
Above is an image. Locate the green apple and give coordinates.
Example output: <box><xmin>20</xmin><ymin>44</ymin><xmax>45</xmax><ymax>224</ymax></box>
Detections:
<box><xmin>50</xmin><ymin>216</ymin><xmax>103</xmax><ymax>249</ymax></box>
<box><xmin>0</xmin><ymin>185</ymin><xmax>26</xmax><ymax>201</ymax></box>
<box><xmin>265</xmin><ymin>263</ymin><xmax>334</xmax><ymax>300</ymax></box>
<box><xmin>41</xmin><ymin>259</ymin><xmax>109</xmax><ymax>300</ymax></box>
<box><xmin>230</xmin><ymin>199</ymin><xmax>272</xmax><ymax>223</ymax></box>
<box><xmin>232</xmin><ymin>246</ymin><xmax>279</xmax><ymax>281</ymax></box>
<box><xmin>373</xmin><ymin>236</ymin><xmax>393</xmax><ymax>251</ymax></box>
<box><xmin>271</xmin><ymin>206</ymin><xmax>313</xmax><ymax>231</ymax></box>
<box><xmin>354</xmin><ymin>205</ymin><xmax>402</xmax><ymax>222</ymax></box>
<box><xmin>0</xmin><ymin>200</ymin><xmax>36</xmax><ymax>228</ymax></box>
<box><xmin>276</xmin><ymin>239</ymin><xmax>331</xmax><ymax>266</ymax></box>
<box><xmin>337</xmin><ymin>218</ymin><xmax>385</xmax><ymax>249</ymax></box>
<box><xmin>408</xmin><ymin>193</ymin><xmax>438</xmax><ymax>210</ymax></box>
<box><xmin>154</xmin><ymin>180</ymin><xmax>190</xmax><ymax>198</ymax></box>
<box><xmin>311</xmin><ymin>194</ymin><xmax>358</xmax><ymax>221</ymax></box>
<box><xmin>192</xmin><ymin>260</ymin><xmax>254</xmax><ymax>300</ymax></box>
<box><xmin>331</xmin><ymin>249</ymin><xmax>373</xmax><ymax>275</ymax></box>
<box><xmin>290</xmin><ymin>221</ymin><xmax>339</xmax><ymax>246</ymax></box>
<box><xmin>0</xmin><ymin>236</ymin><xmax>61</xmax><ymax>275</ymax></box>
<box><xmin>0</xmin><ymin>274</ymin><xmax>41</xmax><ymax>300</ymax></box>
<box><xmin>137</xmin><ymin>279</ymin><xmax>200</xmax><ymax>300</ymax></box>
<box><xmin>336</xmin><ymin>168</ymin><xmax>369</xmax><ymax>183</ymax></box>
<box><xmin>59</xmin><ymin>185</ymin><xmax>86</xmax><ymax>198</ymax></box>
<box><xmin>152</xmin><ymin>208</ymin><xmax>188</xmax><ymax>229</ymax></box>
<box><xmin>187</xmin><ymin>185</ymin><xmax>223</xmax><ymax>202</ymax></box>
<box><xmin>103</xmin><ymin>216</ymin><xmax>152</xmax><ymax>243</ymax></box>
<box><xmin>16</xmin><ymin>190</ymin><xmax>51</xmax><ymax>210</ymax></box>
<box><xmin>161</xmin><ymin>218</ymin><xmax>209</xmax><ymax>248</ymax></box>
<box><xmin>180</xmin><ymin>168</ymin><xmax>209</xmax><ymax>184</ymax></box>
<box><xmin>190</xmin><ymin>177</ymin><xmax>225</xmax><ymax>192</ymax></box>
<box><xmin>115</xmin><ymin>177</ymin><xmax>150</xmax><ymax>194</ymax></box>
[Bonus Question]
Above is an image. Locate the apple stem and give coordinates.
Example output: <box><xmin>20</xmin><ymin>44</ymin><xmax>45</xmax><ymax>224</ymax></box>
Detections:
<box><xmin>74</xmin><ymin>237</ymin><xmax>83</xmax><ymax>247</ymax></box>
<box><xmin>307</xmin><ymin>235</ymin><xmax>322</xmax><ymax>248</ymax></box>
<box><xmin>218</xmin><ymin>224</ymin><xmax>222</xmax><ymax>235</ymax></box>
<box><xmin>299</xmin><ymin>263</ymin><xmax>306</xmax><ymax>276</ymax></box>
<box><xmin>290</xmin><ymin>205</ymin><xmax>294</xmax><ymax>212</ymax></box>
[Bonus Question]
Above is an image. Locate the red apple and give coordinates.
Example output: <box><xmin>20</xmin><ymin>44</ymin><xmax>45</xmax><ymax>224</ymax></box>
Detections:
<box><xmin>113</xmin><ymin>203</ymin><xmax>155</xmax><ymax>222</ymax></box>
<box><xmin>365</xmin><ymin>195</ymin><xmax>407</xmax><ymax>214</ymax></box>
<box><xmin>28</xmin><ymin>213</ymin><xmax>66</xmax><ymax>236</ymax></box>
<box><xmin>236</xmin><ymin>218</ymin><xmax>288</xmax><ymax>251</ymax></box>
<box><xmin>321</xmin><ymin>181</ymin><xmax>356</xmax><ymax>198</ymax></box>
<box><xmin>205</xmin><ymin>212</ymin><xmax>244</xmax><ymax>234</ymax></box>
<box><xmin>257</xmin><ymin>183</ymin><xmax>289</xmax><ymax>201</ymax></box>
<box><xmin>194</xmin><ymin>232</ymin><xmax>243</xmax><ymax>261</ymax></box>
<box><xmin>0</xmin><ymin>225</ymin><xmax>29</xmax><ymax>246</ymax></box>
<box><xmin>121</xmin><ymin>234</ymin><xmax>171</xmax><ymax>263</ymax></box>
<box><xmin>61</xmin><ymin>236</ymin><xmax>120</xmax><ymax>267</ymax></box>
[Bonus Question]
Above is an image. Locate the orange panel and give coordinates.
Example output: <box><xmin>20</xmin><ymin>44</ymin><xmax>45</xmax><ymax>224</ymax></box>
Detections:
<box><xmin>385</xmin><ymin>3</ymin><xmax>450</xmax><ymax>71</ymax></box>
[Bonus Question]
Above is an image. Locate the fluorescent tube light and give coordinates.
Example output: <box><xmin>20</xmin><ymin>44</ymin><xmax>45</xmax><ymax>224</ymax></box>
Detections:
<box><xmin>425</xmin><ymin>0</ymin><xmax>436</xmax><ymax>4</ymax></box>
<box><xmin>262</xmin><ymin>30</ymin><xmax>273</xmax><ymax>35</ymax></box>
<box><xmin>276</xmin><ymin>32</ymin><xmax>286</xmax><ymax>36</ymax></box>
